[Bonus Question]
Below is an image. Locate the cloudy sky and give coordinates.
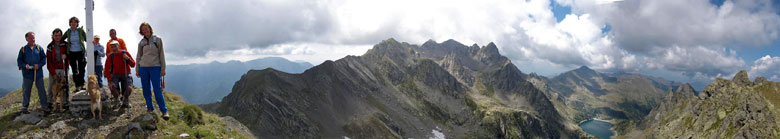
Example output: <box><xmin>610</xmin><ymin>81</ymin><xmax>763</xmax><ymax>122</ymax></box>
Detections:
<box><xmin>1</xmin><ymin>0</ymin><xmax>779</xmax><ymax>90</ymax></box>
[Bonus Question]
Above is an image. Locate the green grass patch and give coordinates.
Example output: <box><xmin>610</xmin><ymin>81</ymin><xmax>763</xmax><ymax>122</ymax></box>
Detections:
<box><xmin>707</xmin><ymin>117</ymin><xmax>723</xmax><ymax>132</ymax></box>
<box><xmin>149</xmin><ymin>91</ymin><xmax>249</xmax><ymax>138</ymax></box>
<box><xmin>182</xmin><ymin>105</ymin><xmax>205</xmax><ymax>126</ymax></box>
<box><xmin>756</xmin><ymin>83</ymin><xmax>780</xmax><ymax>109</ymax></box>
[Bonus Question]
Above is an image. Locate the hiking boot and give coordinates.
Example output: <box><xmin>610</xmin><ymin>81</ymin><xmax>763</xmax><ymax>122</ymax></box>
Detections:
<box><xmin>42</xmin><ymin>110</ymin><xmax>51</xmax><ymax>116</ymax></box>
<box><xmin>162</xmin><ymin>113</ymin><xmax>170</xmax><ymax>120</ymax></box>
<box><xmin>20</xmin><ymin>109</ymin><xmax>30</xmax><ymax>114</ymax></box>
<box><xmin>147</xmin><ymin>109</ymin><xmax>154</xmax><ymax>113</ymax></box>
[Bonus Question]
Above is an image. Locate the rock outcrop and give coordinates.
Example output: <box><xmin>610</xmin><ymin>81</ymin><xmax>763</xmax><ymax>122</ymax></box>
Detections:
<box><xmin>733</xmin><ymin>70</ymin><xmax>753</xmax><ymax>86</ymax></box>
<box><xmin>621</xmin><ymin>71</ymin><xmax>780</xmax><ymax>138</ymax></box>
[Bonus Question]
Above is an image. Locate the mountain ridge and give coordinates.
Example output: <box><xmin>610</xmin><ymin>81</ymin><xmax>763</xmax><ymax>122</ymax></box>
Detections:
<box><xmin>528</xmin><ymin>64</ymin><xmax>683</xmax><ymax>125</ymax></box>
<box><xmin>617</xmin><ymin>70</ymin><xmax>780</xmax><ymax>138</ymax></box>
<box><xmin>202</xmin><ymin>38</ymin><xmax>588</xmax><ymax>138</ymax></box>
<box><xmin>162</xmin><ymin>56</ymin><xmax>313</xmax><ymax>104</ymax></box>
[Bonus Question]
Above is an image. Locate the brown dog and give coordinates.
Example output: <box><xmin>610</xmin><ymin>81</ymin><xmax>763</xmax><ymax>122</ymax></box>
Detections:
<box><xmin>88</xmin><ymin>75</ymin><xmax>102</xmax><ymax>120</ymax></box>
<box><xmin>51</xmin><ymin>77</ymin><xmax>67</xmax><ymax>112</ymax></box>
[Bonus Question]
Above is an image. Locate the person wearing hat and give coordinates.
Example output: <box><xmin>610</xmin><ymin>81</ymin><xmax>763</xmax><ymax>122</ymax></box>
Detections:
<box><xmin>93</xmin><ymin>35</ymin><xmax>106</xmax><ymax>88</ymax></box>
<box><xmin>104</xmin><ymin>40</ymin><xmax>135</xmax><ymax>109</ymax></box>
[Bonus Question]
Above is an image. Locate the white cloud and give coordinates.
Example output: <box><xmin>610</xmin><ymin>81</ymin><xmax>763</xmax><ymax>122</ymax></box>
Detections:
<box><xmin>749</xmin><ymin>55</ymin><xmax>780</xmax><ymax>80</ymax></box>
<box><xmin>547</xmin><ymin>0</ymin><xmax>780</xmax><ymax>84</ymax></box>
<box><xmin>565</xmin><ymin>0</ymin><xmax>780</xmax><ymax>53</ymax></box>
<box><xmin>167</xmin><ymin>42</ymin><xmax>371</xmax><ymax>66</ymax></box>
<box><xmin>648</xmin><ymin>46</ymin><xmax>745</xmax><ymax>78</ymax></box>
<box><xmin>1</xmin><ymin>0</ymin><xmax>779</xmax><ymax>89</ymax></box>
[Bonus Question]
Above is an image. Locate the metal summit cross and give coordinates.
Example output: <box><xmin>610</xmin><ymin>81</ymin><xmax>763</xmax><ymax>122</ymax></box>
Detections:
<box><xmin>85</xmin><ymin>0</ymin><xmax>95</xmax><ymax>77</ymax></box>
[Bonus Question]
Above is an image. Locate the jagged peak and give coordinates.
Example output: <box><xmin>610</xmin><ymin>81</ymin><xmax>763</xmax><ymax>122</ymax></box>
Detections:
<box><xmin>441</xmin><ymin>39</ymin><xmax>466</xmax><ymax>48</ymax></box>
<box><xmin>754</xmin><ymin>76</ymin><xmax>770</xmax><ymax>85</ymax></box>
<box><xmin>379</xmin><ymin>38</ymin><xmax>401</xmax><ymax>46</ymax></box>
<box><xmin>676</xmin><ymin>83</ymin><xmax>696</xmax><ymax>98</ymax></box>
<box><xmin>422</xmin><ymin>39</ymin><xmax>437</xmax><ymax>47</ymax></box>
<box><xmin>470</xmin><ymin>43</ymin><xmax>480</xmax><ymax>49</ymax></box>
<box><xmin>572</xmin><ymin>66</ymin><xmax>598</xmax><ymax>75</ymax></box>
<box><xmin>486</xmin><ymin>42</ymin><xmax>497</xmax><ymax>48</ymax></box>
<box><xmin>365</xmin><ymin>38</ymin><xmax>410</xmax><ymax>57</ymax></box>
<box><xmin>577</xmin><ymin>65</ymin><xmax>592</xmax><ymax>70</ymax></box>
<box><xmin>482</xmin><ymin>42</ymin><xmax>499</xmax><ymax>54</ymax></box>
<box><xmin>732</xmin><ymin>70</ymin><xmax>752</xmax><ymax>86</ymax></box>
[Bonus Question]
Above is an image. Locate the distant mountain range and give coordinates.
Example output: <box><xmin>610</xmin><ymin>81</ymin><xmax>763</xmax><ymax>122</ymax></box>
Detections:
<box><xmin>0</xmin><ymin>72</ymin><xmax>22</xmax><ymax>94</ymax></box>
<box><xmin>202</xmin><ymin>38</ymin><xmax>589</xmax><ymax>138</ymax></box>
<box><xmin>528</xmin><ymin>65</ymin><xmax>682</xmax><ymax>122</ymax></box>
<box><xmin>0</xmin><ymin>88</ymin><xmax>12</xmax><ymax>98</ymax></box>
<box><xmin>198</xmin><ymin>38</ymin><xmax>780</xmax><ymax>138</ymax></box>
<box><xmin>159</xmin><ymin>57</ymin><xmax>313</xmax><ymax>104</ymax></box>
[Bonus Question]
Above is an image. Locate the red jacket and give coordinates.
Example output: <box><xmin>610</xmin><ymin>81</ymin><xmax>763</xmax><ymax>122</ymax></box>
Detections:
<box><xmin>46</xmin><ymin>42</ymin><xmax>69</xmax><ymax>76</ymax></box>
<box><xmin>104</xmin><ymin>50</ymin><xmax>135</xmax><ymax>81</ymax></box>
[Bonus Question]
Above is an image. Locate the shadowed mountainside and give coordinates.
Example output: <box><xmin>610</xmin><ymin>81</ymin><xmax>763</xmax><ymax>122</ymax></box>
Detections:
<box><xmin>202</xmin><ymin>38</ymin><xmax>590</xmax><ymax>138</ymax></box>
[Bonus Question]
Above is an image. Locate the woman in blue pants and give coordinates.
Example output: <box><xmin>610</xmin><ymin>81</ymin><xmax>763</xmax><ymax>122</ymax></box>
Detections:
<box><xmin>135</xmin><ymin>22</ymin><xmax>169</xmax><ymax>120</ymax></box>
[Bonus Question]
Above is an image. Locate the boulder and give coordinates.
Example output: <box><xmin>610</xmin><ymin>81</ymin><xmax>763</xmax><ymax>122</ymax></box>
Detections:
<box><xmin>50</xmin><ymin>121</ymin><xmax>67</xmax><ymax>131</ymax></box>
<box><xmin>13</xmin><ymin>113</ymin><xmax>40</xmax><ymax>124</ymax></box>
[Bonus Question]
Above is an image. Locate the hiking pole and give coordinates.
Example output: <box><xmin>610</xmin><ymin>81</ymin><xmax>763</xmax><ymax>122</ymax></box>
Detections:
<box><xmin>32</xmin><ymin>66</ymin><xmax>36</xmax><ymax>88</ymax></box>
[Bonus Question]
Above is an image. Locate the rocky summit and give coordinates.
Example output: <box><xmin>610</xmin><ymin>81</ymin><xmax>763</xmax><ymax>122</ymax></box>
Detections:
<box><xmin>202</xmin><ymin>38</ymin><xmax>589</xmax><ymax>138</ymax></box>
<box><xmin>0</xmin><ymin>80</ymin><xmax>253</xmax><ymax>138</ymax></box>
<box><xmin>618</xmin><ymin>70</ymin><xmax>780</xmax><ymax>138</ymax></box>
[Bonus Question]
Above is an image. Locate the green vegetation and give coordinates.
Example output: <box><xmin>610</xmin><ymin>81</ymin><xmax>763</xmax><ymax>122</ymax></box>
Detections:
<box><xmin>156</xmin><ymin>92</ymin><xmax>246</xmax><ymax>138</ymax></box>
<box><xmin>182</xmin><ymin>105</ymin><xmax>205</xmax><ymax>126</ymax></box>
<box><xmin>756</xmin><ymin>83</ymin><xmax>780</xmax><ymax>109</ymax></box>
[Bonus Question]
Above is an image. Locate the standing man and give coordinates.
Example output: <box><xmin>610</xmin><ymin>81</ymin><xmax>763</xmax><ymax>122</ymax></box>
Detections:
<box><xmin>93</xmin><ymin>35</ymin><xmax>106</xmax><ymax>88</ymax></box>
<box><xmin>64</xmin><ymin>17</ymin><xmax>88</xmax><ymax>90</ymax></box>
<box><xmin>47</xmin><ymin>28</ymin><xmax>70</xmax><ymax>110</ymax></box>
<box><xmin>106</xmin><ymin>29</ymin><xmax>127</xmax><ymax>54</ymax></box>
<box><xmin>105</xmin><ymin>41</ymin><xmax>135</xmax><ymax>109</ymax></box>
<box><xmin>17</xmin><ymin>32</ymin><xmax>50</xmax><ymax>114</ymax></box>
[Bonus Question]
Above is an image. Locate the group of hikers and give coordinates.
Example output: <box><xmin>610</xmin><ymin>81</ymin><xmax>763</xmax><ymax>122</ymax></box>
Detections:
<box><xmin>16</xmin><ymin>17</ymin><xmax>170</xmax><ymax>120</ymax></box>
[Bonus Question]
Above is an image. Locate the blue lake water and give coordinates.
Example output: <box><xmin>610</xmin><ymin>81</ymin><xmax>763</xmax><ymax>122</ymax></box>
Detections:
<box><xmin>578</xmin><ymin>119</ymin><xmax>615</xmax><ymax>139</ymax></box>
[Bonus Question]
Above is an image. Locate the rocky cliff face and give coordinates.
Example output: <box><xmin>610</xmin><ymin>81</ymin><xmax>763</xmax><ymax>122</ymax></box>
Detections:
<box><xmin>203</xmin><ymin>38</ymin><xmax>588</xmax><ymax>138</ymax></box>
<box><xmin>620</xmin><ymin>70</ymin><xmax>780</xmax><ymax>138</ymax></box>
